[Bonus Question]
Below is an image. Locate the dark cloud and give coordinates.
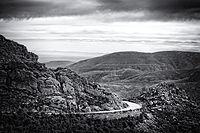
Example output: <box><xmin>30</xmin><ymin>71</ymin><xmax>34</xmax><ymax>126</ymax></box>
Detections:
<box><xmin>0</xmin><ymin>0</ymin><xmax>99</xmax><ymax>18</ymax></box>
<box><xmin>98</xmin><ymin>0</ymin><xmax>200</xmax><ymax>11</ymax></box>
<box><xmin>0</xmin><ymin>0</ymin><xmax>200</xmax><ymax>20</ymax></box>
<box><xmin>0</xmin><ymin>0</ymin><xmax>50</xmax><ymax>18</ymax></box>
<box><xmin>97</xmin><ymin>0</ymin><xmax>200</xmax><ymax>20</ymax></box>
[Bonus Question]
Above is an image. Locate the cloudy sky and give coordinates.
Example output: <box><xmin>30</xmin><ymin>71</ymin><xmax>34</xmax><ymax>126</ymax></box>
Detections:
<box><xmin>0</xmin><ymin>0</ymin><xmax>200</xmax><ymax>62</ymax></box>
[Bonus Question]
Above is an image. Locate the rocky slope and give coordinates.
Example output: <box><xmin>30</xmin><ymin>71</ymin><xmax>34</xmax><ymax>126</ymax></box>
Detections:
<box><xmin>1</xmin><ymin>81</ymin><xmax>199</xmax><ymax>133</ymax></box>
<box><xmin>0</xmin><ymin>35</ymin><xmax>123</xmax><ymax>114</ymax></box>
<box><xmin>136</xmin><ymin>82</ymin><xmax>200</xmax><ymax>133</ymax></box>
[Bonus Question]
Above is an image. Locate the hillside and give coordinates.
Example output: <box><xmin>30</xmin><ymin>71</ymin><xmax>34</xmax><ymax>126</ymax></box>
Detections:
<box><xmin>0</xmin><ymin>34</ymin><xmax>124</xmax><ymax>115</ymax></box>
<box><xmin>69</xmin><ymin>51</ymin><xmax>200</xmax><ymax>100</ymax></box>
<box><xmin>70</xmin><ymin>51</ymin><xmax>200</xmax><ymax>73</ymax></box>
<box><xmin>45</xmin><ymin>61</ymin><xmax>73</xmax><ymax>69</ymax></box>
<box><xmin>137</xmin><ymin>82</ymin><xmax>200</xmax><ymax>133</ymax></box>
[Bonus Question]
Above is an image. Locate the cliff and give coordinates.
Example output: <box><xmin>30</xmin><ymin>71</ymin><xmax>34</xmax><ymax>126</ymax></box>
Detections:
<box><xmin>0</xmin><ymin>35</ymin><xmax>123</xmax><ymax>114</ymax></box>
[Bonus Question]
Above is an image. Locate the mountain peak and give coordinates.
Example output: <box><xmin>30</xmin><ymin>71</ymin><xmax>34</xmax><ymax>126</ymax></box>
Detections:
<box><xmin>0</xmin><ymin>34</ymin><xmax>6</xmax><ymax>40</ymax></box>
<box><xmin>0</xmin><ymin>35</ymin><xmax>38</xmax><ymax>62</ymax></box>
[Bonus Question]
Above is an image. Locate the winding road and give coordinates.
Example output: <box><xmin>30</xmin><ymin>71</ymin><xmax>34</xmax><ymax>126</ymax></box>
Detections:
<box><xmin>121</xmin><ymin>101</ymin><xmax>142</xmax><ymax>111</ymax></box>
<box><xmin>79</xmin><ymin>101</ymin><xmax>142</xmax><ymax>114</ymax></box>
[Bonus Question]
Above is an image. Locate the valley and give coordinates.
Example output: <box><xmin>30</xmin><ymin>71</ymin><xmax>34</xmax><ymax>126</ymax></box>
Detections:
<box><xmin>69</xmin><ymin>51</ymin><xmax>200</xmax><ymax>102</ymax></box>
<box><xmin>0</xmin><ymin>34</ymin><xmax>200</xmax><ymax>133</ymax></box>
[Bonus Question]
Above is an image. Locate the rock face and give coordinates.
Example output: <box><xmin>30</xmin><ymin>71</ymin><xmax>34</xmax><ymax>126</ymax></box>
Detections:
<box><xmin>137</xmin><ymin>82</ymin><xmax>200</xmax><ymax>133</ymax></box>
<box><xmin>139</xmin><ymin>83</ymin><xmax>190</xmax><ymax>112</ymax></box>
<box><xmin>0</xmin><ymin>35</ymin><xmax>38</xmax><ymax>63</ymax></box>
<box><xmin>0</xmin><ymin>35</ymin><xmax>123</xmax><ymax>114</ymax></box>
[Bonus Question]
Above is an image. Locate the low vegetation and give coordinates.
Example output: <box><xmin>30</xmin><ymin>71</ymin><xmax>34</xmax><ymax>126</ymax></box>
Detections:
<box><xmin>1</xmin><ymin>35</ymin><xmax>200</xmax><ymax>132</ymax></box>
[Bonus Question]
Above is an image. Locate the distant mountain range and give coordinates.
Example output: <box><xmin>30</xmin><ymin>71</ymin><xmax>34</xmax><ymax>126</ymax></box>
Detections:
<box><xmin>69</xmin><ymin>51</ymin><xmax>200</xmax><ymax>102</ymax></box>
<box><xmin>45</xmin><ymin>61</ymin><xmax>74</xmax><ymax>68</ymax></box>
<box><xmin>70</xmin><ymin>51</ymin><xmax>200</xmax><ymax>73</ymax></box>
<box><xmin>34</xmin><ymin>50</ymin><xmax>105</xmax><ymax>63</ymax></box>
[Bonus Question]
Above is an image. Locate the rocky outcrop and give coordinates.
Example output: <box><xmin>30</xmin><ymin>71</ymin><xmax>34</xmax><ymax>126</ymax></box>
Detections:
<box><xmin>137</xmin><ymin>82</ymin><xmax>200</xmax><ymax>133</ymax></box>
<box><xmin>0</xmin><ymin>35</ymin><xmax>123</xmax><ymax>114</ymax></box>
<box><xmin>0</xmin><ymin>35</ymin><xmax>38</xmax><ymax>63</ymax></box>
<box><xmin>139</xmin><ymin>83</ymin><xmax>190</xmax><ymax>112</ymax></box>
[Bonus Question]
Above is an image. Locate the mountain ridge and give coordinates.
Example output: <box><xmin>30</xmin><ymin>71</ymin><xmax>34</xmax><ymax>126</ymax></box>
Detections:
<box><xmin>69</xmin><ymin>50</ymin><xmax>200</xmax><ymax>101</ymax></box>
<box><xmin>70</xmin><ymin>51</ymin><xmax>200</xmax><ymax>73</ymax></box>
<box><xmin>0</xmin><ymin>34</ymin><xmax>124</xmax><ymax>114</ymax></box>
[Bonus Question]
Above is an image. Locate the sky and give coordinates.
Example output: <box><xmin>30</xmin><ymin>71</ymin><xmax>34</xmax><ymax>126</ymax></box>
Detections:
<box><xmin>0</xmin><ymin>0</ymin><xmax>200</xmax><ymax>62</ymax></box>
